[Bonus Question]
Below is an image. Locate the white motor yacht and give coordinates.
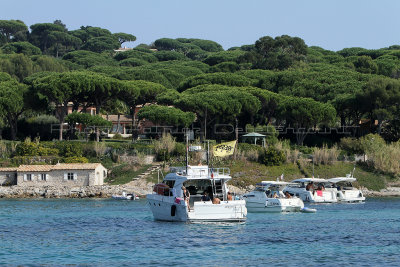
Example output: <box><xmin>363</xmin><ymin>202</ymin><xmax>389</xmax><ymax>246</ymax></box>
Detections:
<box><xmin>328</xmin><ymin>176</ymin><xmax>365</xmax><ymax>203</ymax></box>
<box><xmin>243</xmin><ymin>181</ymin><xmax>304</xmax><ymax>212</ymax></box>
<box><xmin>112</xmin><ymin>191</ymin><xmax>139</xmax><ymax>200</ymax></box>
<box><xmin>283</xmin><ymin>178</ymin><xmax>338</xmax><ymax>203</ymax></box>
<box><xmin>146</xmin><ymin>165</ymin><xmax>247</xmax><ymax>222</ymax></box>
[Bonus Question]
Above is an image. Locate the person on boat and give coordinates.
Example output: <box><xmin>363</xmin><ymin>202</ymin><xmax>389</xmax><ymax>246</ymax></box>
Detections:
<box><xmin>306</xmin><ymin>182</ymin><xmax>314</xmax><ymax>191</ymax></box>
<box><xmin>317</xmin><ymin>184</ymin><xmax>325</xmax><ymax>191</ymax></box>
<box><xmin>272</xmin><ymin>192</ymin><xmax>278</xmax><ymax>198</ymax></box>
<box><xmin>182</xmin><ymin>186</ymin><xmax>191</xmax><ymax>211</ymax></box>
<box><xmin>212</xmin><ymin>197</ymin><xmax>221</xmax><ymax>204</ymax></box>
<box><xmin>227</xmin><ymin>192</ymin><xmax>233</xmax><ymax>201</ymax></box>
<box><xmin>201</xmin><ymin>191</ymin><xmax>210</xmax><ymax>201</ymax></box>
<box><xmin>285</xmin><ymin>191</ymin><xmax>292</xmax><ymax>198</ymax></box>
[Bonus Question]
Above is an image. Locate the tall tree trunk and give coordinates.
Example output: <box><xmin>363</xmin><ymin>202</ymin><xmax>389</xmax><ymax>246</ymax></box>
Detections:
<box><xmin>7</xmin><ymin>116</ymin><xmax>17</xmax><ymax>141</ymax></box>
<box><xmin>117</xmin><ymin>114</ymin><xmax>121</xmax><ymax>133</ymax></box>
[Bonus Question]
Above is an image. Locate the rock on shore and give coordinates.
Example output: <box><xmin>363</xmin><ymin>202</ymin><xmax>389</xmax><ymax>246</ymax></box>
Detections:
<box><xmin>0</xmin><ymin>184</ymin><xmax>153</xmax><ymax>199</ymax></box>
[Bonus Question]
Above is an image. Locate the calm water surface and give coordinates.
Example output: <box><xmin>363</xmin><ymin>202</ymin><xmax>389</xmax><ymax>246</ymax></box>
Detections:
<box><xmin>0</xmin><ymin>198</ymin><xmax>399</xmax><ymax>266</ymax></box>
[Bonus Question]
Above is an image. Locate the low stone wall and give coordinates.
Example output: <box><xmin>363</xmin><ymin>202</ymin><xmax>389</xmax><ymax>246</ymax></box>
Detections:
<box><xmin>0</xmin><ymin>184</ymin><xmax>153</xmax><ymax>199</ymax></box>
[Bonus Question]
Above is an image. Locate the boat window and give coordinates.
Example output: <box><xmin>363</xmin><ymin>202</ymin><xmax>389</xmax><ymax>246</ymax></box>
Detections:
<box><xmin>164</xmin><ymin>180</ymin><xmax>175</xmax><ymax>188</ymax></box>
<box><xmin>183</xmin><ymin>179</ymin><xmax>212</xmax><ymax>196</ymax></box>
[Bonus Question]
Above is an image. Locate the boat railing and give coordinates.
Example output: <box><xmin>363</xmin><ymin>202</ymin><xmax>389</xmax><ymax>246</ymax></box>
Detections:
<box><xmin>169</xmin><ymin>166</ymin><xmax>231</xmax><ymax>178</ymax></box>
<box><xmin>209</xmin><ymin>168</ymin><xmax>230</xmax><ymax>177</ymax></box>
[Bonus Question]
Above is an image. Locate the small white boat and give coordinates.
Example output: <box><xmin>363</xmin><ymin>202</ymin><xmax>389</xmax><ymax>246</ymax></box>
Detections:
<box><xmin>328</xmin><ymin>176</ymin><xmax>365</xmax><ymax>203</ymax></box>
<box><xmin>283</xmin><ymin>178</ymin><xmax>337</xmax><ymax>203</ymax></box>
<box><xmin>112</xmin><ymin>191</ymin><xmax>139</xmax><ymax>200</ymax></box>
<box><xmin>147</xmin><ymin>165</ymin><xmax>247</xmax><ymax>222</ymax></box>
<box><xmin>243</xmin><ymin>181</ymin><xmax>304</xmax><ymax>212</ymax></box>
<box><xmin>301</xmin><ymin>207</ymin><xmax>317</xmax><ymax>213</ymax></box>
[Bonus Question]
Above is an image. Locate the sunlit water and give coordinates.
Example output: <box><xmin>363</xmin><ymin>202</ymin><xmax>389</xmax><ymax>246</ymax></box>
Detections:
<box><xmin>0</xmin><ymin>198</ymin><xmax>399</xmax><ymax>266</ymax></box>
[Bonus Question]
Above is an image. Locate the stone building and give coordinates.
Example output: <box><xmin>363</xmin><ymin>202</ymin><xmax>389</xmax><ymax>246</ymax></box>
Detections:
<box><xmin>0</xmin><ymin>163</ymin><xmax>107</xmax><ymax>186</ymax></box>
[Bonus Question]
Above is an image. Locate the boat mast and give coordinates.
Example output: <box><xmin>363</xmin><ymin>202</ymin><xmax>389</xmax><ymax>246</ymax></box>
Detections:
<box><xmin>186</xmin><ymin>130</ymin><xmax>189</xmax><ymax>174</ymax></box>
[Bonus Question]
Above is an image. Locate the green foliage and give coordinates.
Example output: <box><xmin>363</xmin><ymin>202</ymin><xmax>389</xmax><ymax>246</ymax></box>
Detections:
<box><xmin>112</xmin><ymin>32</ymin><xmax>136</xmax><ymax>45</ymax></box>
<box><xmin>137</xmin><ymin>105</ymin><xmax>195</xmax><ymax>127</ymax></box>
<box><xmin>18</xmin><ymin>115</ymin><xmax>59</xmax><ymax>141</ymax></box>
<box><xmin>106</xmin><ymin>163</ymin><xmax>151</xmax><ymax>185</ymax></box>
<box><xmin>203</xmin><ymin>50</ymin><xmax>246</xmax><ymax>66</ymax></box>
<box><xmin>353</xmin><ymin>56</ymin><xmax>378</xmax><ymax>74</ymax></box>
<box><xmin>114</xmin><ymin>49</ymin><xmax>158</xmax><ymax>63</ymax></box>
<box><xmin>66</xmin><ymin>112</ymin><xmax>112</xmax><ymax>127</ymax></box>
<box><xmin>82</xmin><ymin>36</ymin><xmax>120</xmax><ymax>53</ymax></box>
<box><xmin>209</xmin><ymin>62</ymin><xmax>240</xmax><ymax>73</ymax></box>
<box><xmin>119</xmin><ymin>57</ymin><xmax>148</xmax><ymax>67</ymax></box>
<box><xmin>154</xmin><ymin>51</ymin><xmax>188</xmax><ymax>61</ymax></box>
<box><xmin>178</xmin><ymin>72</ymin><xmax>255</xmax><ymax>91</ymax></box>
<box><xmin>339</xmin><ymin>137</ymin><xmax>363</xmax><ymax>155</ymax></box>
<box><xmin>0</xmin><ymin>53</ymin><xmax>34</xmax><ymax>81</ymax></box>
<box><xmin>247</xmin><ymin>35</ymin><xmax>308</xmax><ymax>70</ymax></box>
<box><xmin>63</xmin><ymin>156</ymin><xmax>89</xmax><ymax>163</ymax></box>
<box><xmin>15</xmin><ymin>138</ymin><xmax>59</xmax><ymax>156</ymax></box>
<box><xmin>261</xmin><ymin>146</ymin><xmax>286</xmax><ymax>166</ymax></box>
<box><xmin>63</xmin><ymin>50</ymin><xmax>117</xmax><ymax>68</ymax></box>
<box><xmin>55</xmin><ymin>142</ymin><xmax>83</xmax><ymax>157</ymax></box>
<box><xmin>0</xmin><ymin>20</ymin><xmax>28</xmax><ymax>44</ymax></box>
<box><xmin>1</xmin><ymin>42</ymin><xmax>41</xmax><ymax>55</ymax></box>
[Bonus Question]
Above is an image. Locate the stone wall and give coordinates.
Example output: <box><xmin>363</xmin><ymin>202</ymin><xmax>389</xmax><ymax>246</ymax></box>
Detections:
<box><xmin>17</xmin><ymin>170</ymin><xmax>95</xmax><ymax>187</ymax></box>
<box><xmin>0</xmin><ymin>184</ymin><xmax>153</xmax><ymax>199</ymax></box>
<box><xmin>0</xmin><ymin>172</ymin><xmax>17</xmax><ymax>186</ymax></box>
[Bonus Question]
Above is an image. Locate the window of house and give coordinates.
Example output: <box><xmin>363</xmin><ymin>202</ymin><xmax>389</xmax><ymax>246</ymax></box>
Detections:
<box><xmin>26</xmin><ymin>174</ymin><xmax>32</xmax><ymax>181</ymax></box>
<box><xmin>40</xmin><ymin>174</ymin><xmax>47</xmax><ymax>181</ymax></box>
<box><xmin>67</xmin><ymin>173</ymin><xmax>74</xmax><ymax>181</ymax></box>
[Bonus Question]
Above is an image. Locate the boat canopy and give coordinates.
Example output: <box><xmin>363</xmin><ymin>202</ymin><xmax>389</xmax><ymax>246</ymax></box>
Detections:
<box><xmin>258</xmin><ymin>181</ymin><xmax>296</xmax><ymax>186</ymax></box>
<box><xmin>328</xmin><ymin>177</ymin><xmax>357</xmax><ymax>183</ymax></box>
<box><xmin>165</xmin><ymin>165</ymin><xmax>231</xmax><ymax>181</ymax></box>
<box><xmin>291</xmin><ymin>178</ymin><xmax>329</xmax><ymax>183</ymax></box>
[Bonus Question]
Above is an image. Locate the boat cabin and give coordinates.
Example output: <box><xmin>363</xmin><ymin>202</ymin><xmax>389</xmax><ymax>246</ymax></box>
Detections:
<box><xmin>156</xmin><ymin>165</ymin><xmax>232</xmax><ymax>206</ymax></box>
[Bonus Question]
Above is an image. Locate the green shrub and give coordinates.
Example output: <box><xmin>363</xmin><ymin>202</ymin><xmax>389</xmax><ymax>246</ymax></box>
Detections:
<box><xmin>63</xmin><ymin>156</ymin><xmax>89</xmax><ymax>163</ymax></box>
<box><xmin>55</xmin><ymin>142</ymin><xmax>83</xmax><ymax>157</ymax></box>
<box><xmin>174</xmin><ymin>142</ymin><xmax>186</xmax><ymax>156</ymax></box>
<box><xmin>261</xmin><ymin>147</ymin><xmax>286</xmax><ymax>166</ymax></box>
<box><xmin>340</xmin><ymin>137</ymin><xmax>363</xmax><ymax>155</ymax></box>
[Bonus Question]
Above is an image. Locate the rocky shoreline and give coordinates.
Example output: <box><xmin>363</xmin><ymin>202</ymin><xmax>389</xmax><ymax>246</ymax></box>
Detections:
<box><xmin>0</xmin><ymin>184</ymin><xmax>153</xmax><ymax>199</ymax></box>
<box><xmin>0</xmin><ymin>183</ymin><xmax>400</xmax><ymax>199</ymax></box>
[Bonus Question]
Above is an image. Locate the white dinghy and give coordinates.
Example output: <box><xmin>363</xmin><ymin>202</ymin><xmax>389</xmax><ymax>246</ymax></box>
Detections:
<box><xmin>328</xmin><ymin>176</ymin><xmax>365</xmax><ymax>203</ymax></box>
<box><xmin>243</xmin><ymin>181</ymin><xmax>304</xmax><ymax>212</ymax></box>
<box><xmin>283</xmin><ymin>178</ymin><xmax>338</xmax><ymax>203</ymax></box>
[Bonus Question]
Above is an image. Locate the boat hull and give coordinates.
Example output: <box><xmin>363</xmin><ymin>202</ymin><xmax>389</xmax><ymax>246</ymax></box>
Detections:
<box><xmin>246</xmin><ymin>198</ymin><xmax>304</xmax><ymax>213</ymax></box>
<box><xmin>147</xmin><ymin>194</ymin><xmax>247</xmax><ymax>222</ymax></box>
<box><xmin>284</xmin><ymin>188</ymin><xmax>338</xmax><ymax>203</ymax></box>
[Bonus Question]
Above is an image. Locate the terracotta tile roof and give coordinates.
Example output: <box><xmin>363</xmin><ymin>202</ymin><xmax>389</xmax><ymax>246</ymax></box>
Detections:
<box><xmin>52</xmin><ymin>163</ymin><xmax>103</xmax><ymax>170</ymax></box>
<box><xmin>101</xmin><ymin>114</ymin><xmax>132</xmax><ymax>123</ymax></box>
<box><xmin>16</xmin><ymin>163</ymin><xmax>103</xmax><ymax>172</ymax></box>
<box><xmin>17</xmin><ymin>165</ymin><xmax>53</xmax><ymax>172</ymax></box>
<box><xmin>0</xmin><ymin>167</ymin><xmax>18</xmax><ymax>172</ymax></box>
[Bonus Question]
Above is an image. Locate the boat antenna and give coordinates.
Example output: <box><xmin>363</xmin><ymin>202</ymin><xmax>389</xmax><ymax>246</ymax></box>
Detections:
<box><xmin>206</xmin><ymin>140</ymin><xmax>210</xmax><ymax>166</ymax></box>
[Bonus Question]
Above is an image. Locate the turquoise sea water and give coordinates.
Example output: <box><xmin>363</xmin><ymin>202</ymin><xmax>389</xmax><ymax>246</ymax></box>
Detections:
<box><xmin>0</xmin><ymin>198</ymin><xmax>399</xmax><ymax>266</ymax></box>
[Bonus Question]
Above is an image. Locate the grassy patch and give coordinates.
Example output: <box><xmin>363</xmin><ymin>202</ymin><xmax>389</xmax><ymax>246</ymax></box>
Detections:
<box><xmin>218</xmin><ymin>160</ymin><xmax>303</xmax><ymax>188</ymax></box>
<box><xmin>105</xmin><ymin>163</ymin><xmax>151</xmax><ymax>185</ymax></box>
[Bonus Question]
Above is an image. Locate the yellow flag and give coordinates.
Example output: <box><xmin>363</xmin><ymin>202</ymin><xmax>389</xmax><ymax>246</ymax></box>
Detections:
<box><xmin>213</xmin><ymin>140</ymin><xmax>237</xmax><ymax>157</ymax></box>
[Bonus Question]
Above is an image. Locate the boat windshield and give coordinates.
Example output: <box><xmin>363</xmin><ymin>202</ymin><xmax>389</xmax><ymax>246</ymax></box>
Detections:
<box><xmin>183</xmin><ymin>179</ymin><xmax>213</xmax><ymax>196</ymax></box>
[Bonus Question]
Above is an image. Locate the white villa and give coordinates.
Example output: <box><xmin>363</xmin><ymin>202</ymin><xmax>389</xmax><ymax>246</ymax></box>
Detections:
<box><xmin>0</xmin><ymin>163</ymin><xmax>107</xmax><ymax>186</ymax></box>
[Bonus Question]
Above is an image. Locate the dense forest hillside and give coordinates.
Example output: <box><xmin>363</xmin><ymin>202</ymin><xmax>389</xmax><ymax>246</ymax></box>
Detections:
<box><xmin>0</xmin><ymin>19</ymin><xmax>399</xmax><ymax>146</ymax></box>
